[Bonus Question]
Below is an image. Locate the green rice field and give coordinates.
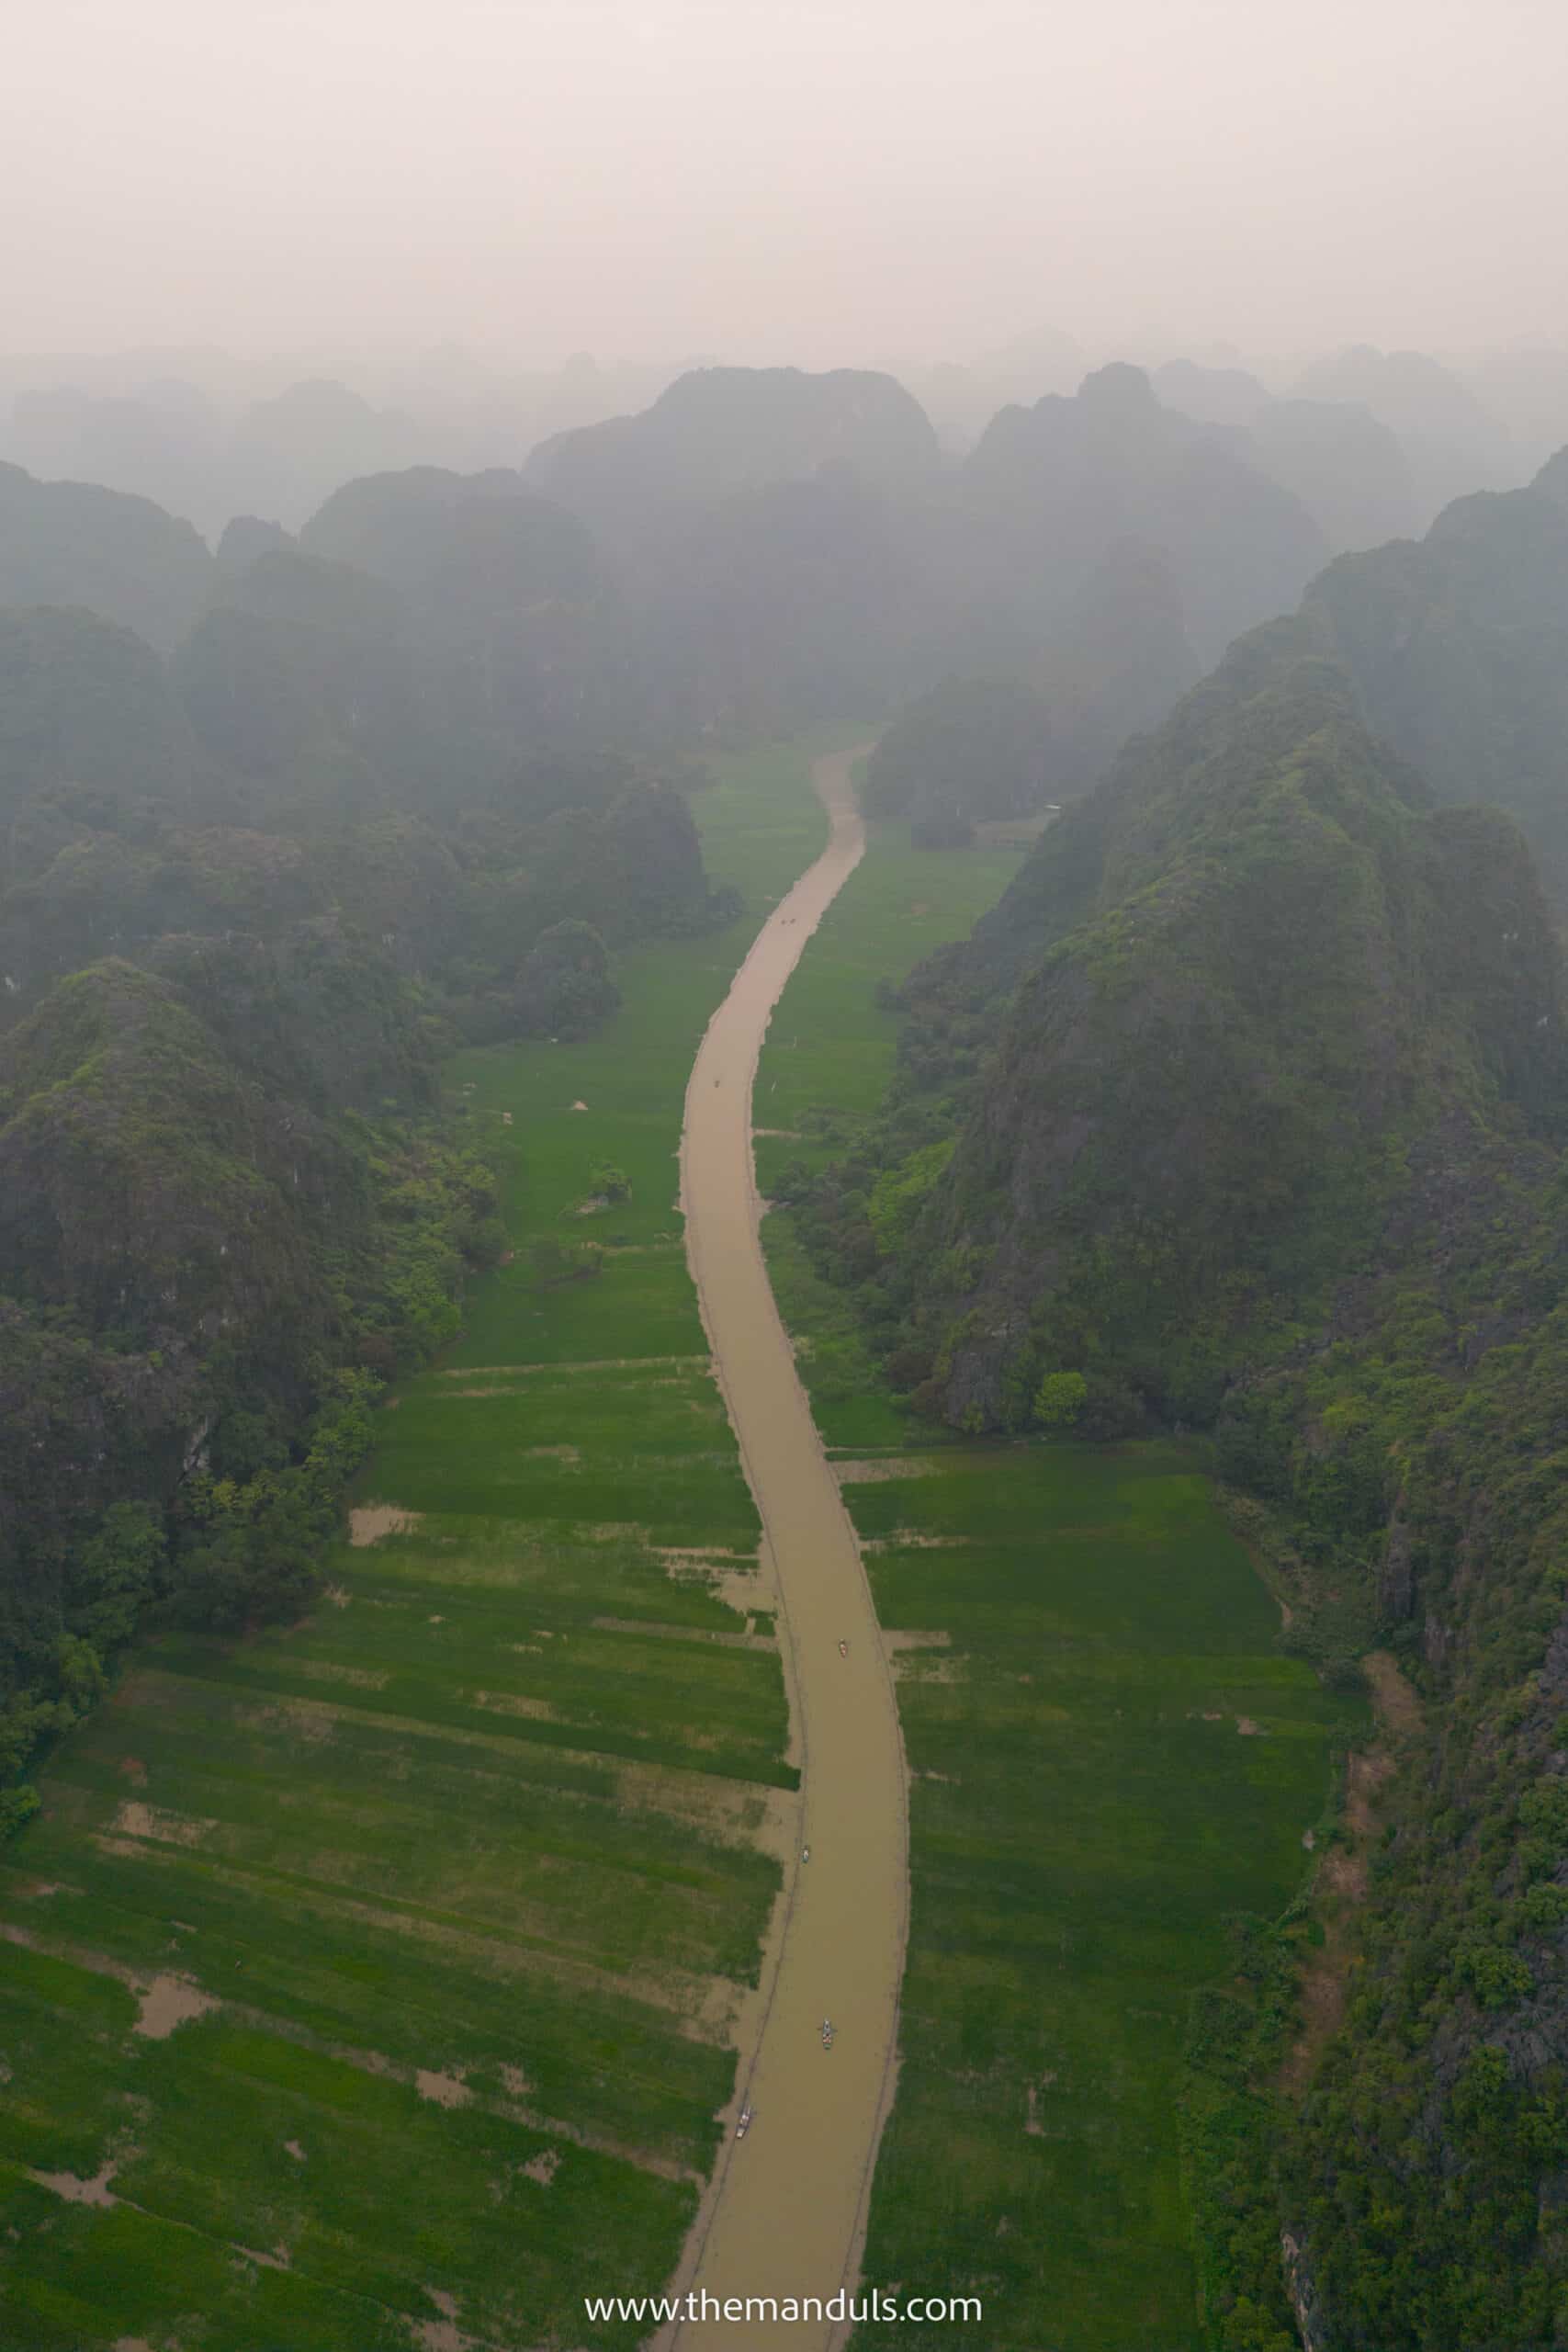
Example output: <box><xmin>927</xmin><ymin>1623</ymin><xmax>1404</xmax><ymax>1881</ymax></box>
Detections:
<box><xmin>1</xmin><ymin>760</ymin><xmax>1347</xmax><ymax>2351</ymax></box>
<box><xmin>0</xmin><ymin>741</ymin><xmax>828</xmax><ymax>2352</ymax></box>
<box><xmin>754</xmin><ymin>816</ymin><xmax>1348</xmax><ymax>2350</ymax></box>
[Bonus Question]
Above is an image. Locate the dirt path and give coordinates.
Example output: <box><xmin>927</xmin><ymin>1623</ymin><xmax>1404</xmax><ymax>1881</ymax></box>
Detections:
<box><xmin>663</xmin><ymin>746</ymin><xmax>908</xmax><ymax>2349</ymax></box>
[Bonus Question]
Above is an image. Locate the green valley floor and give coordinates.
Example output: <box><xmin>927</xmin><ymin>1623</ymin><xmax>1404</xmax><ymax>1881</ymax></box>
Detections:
<box><xmin>0</xmin><ymin>743</ymin><xmax>831</xmax><ymax>2352</ymax></box>
<box><xmin>0</xmin><ymin>754</ymin><xmax>1345</xmax><ymax>2352</ymax></box>
<box><xmin>753</xmin><ymin>820</ymin><xmax>1349</xmax><ymax>2351</ymax></box>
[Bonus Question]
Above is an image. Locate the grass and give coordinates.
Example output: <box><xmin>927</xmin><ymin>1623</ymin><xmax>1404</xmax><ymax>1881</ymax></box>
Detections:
<box><xmin>754</xmin><ymin>811</ymin><xmax>1022</xmax><ymax>1450</ymax></box>
<box><xmin>753</xmin><ymin>820</ymin><xmax>1354</xmax><ymax>2350</ymax></box>
<box><xmin>753</xmin><ymin>810</ymin><xmax>1020</xmax><ymax>1193</ymax></box>
<box><xmin>1</xmin><ymin>757</ymin><xmax>1351</xmax><ymax>2349</ymax></box>
<box><xmin>0</xmin><ymin>735</ymin><xmax>833</xmax><ymax>2352</ymax></box>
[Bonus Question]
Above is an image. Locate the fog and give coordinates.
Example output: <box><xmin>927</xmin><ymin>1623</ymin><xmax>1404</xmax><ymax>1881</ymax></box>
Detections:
<box><xmin>6</xmin><ymin>0</ymin><xmax>1565</xmax><ymax>382</ymax></box>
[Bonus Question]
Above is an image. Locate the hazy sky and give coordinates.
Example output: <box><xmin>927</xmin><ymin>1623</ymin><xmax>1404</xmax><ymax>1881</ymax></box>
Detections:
<box><xmin>6</xmin><ymin>0</ymin><xmax>1565</xmax><ymax>374</ymax></box>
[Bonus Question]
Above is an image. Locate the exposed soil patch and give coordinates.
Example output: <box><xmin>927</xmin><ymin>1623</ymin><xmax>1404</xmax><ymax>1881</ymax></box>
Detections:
<box><xmin>522</xmin><ymin>1443</ymin><xmax>581</xmax><ymax>1463</ymax></box>
<box><xmin>349</xmin><ymin>1506</ymin><xmax>423</xmax><ymax>1545</ymax></box>
<box><xmin>1364</xmin><ymin>1648</ymin><xmax>1422</xmax><ymax>1735</ymax></box>
<box><xmin>416</xmin><ymin>2069</ymin><xmax>472</xmax><ymax>2109</ymax></box>
<box><xmin>415</xmin><ymin>2324</ymin><xmax>479</xmax><ymax>2352</ymax></box>
<box><xmin>524</xmin><ymin>2148</ymin><xmax>560</xmax><ymax>2186</ymax></box>
<box><xmin>1235</xmin><ymin>1716</ymin><xmax>1267</xmax><ymax>1736</ymax></box>
<box><xmin>1283</xmin><ymin>1684</ymin><xmax>1408</xmax><ymax>2093</ymax></box>
<box><xmin>285</xmin><ymin>2139</ymin><xmax>307</xmax><ymax>2162</ymax></box>
<box><xmin>33</xmin><ymin>2155</ymin><xmax>122</xmax><ymax>2207</ymax></box>
<box><xmin>114</xmin><ymin>1802</ymin><xmax>213</xmax><ymax>1849</ymax></box>
<box><xmin>881</xmin><ymin>1629</ymin><xmax>953</xmax><ymax>1652</ymax></box>
<box><xmin>1343</xmin><ymin>1746</ymin><xmax>1395</xmax><ymax>1839</ymax></box>
<box><xmin>135</xmin><ymin>1973</ymin><xmax>219</xmax><ymax>2040</ymax></box>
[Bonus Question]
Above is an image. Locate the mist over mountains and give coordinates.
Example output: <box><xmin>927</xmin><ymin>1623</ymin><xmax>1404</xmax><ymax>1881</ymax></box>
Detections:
<box><xmin>4</xmin><ymin>326</ymin><xmax>1558</xmax><ymax>537</ymax></box>
<box><xmin>14</xmin><ymin>337</ymin><xmax>1553</xmax><ymax>781</ymax></box>
<box><xmin>6</xmin><ymin>300</ymin><xmax>1568</xmax><ymax>2351</ymax></box>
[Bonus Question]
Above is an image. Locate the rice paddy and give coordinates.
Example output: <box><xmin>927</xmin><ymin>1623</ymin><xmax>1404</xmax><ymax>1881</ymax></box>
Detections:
<box><xmin>0</xmin><ymin>740</ymin><xmax>827</xmax><ymax>2352</ymax></box>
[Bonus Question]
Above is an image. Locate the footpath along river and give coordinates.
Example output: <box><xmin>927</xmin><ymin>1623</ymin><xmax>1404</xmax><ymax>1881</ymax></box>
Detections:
<box><xmin>662</xmin><ymin>746</ymin><xmax>908</xmax><ymax>2351</ymax></box>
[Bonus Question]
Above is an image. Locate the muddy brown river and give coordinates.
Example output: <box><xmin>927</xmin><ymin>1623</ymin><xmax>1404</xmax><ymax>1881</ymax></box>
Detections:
<box><xmin>663</xmin><ymin>746</ymin><xmax>908</xmax><ymax>2350</ymax></box>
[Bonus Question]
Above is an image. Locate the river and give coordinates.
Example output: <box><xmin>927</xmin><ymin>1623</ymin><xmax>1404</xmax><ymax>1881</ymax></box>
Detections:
<box><xmin>663</xmin><ymin>745</ymin><xmax>908</xmax><ymax>2351</ymax></box>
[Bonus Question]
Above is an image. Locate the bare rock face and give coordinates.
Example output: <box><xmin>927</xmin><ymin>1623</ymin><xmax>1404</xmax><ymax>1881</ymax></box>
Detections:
<box><xmin>1280</xmin><ymin>2232</ymin><xmax>1329</xmax><ymax>2351</ymax></box>
<box><xmin>1380</xmin><ymin>1512</ymin><xmax>1415</xmax><ymax>1622</ymax></box>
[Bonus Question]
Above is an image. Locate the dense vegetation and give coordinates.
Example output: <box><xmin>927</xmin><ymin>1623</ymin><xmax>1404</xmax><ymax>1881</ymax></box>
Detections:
<box><xmin>0</xmin><ymin>929</ymin><xmax>497</xmax><ymax>1827</ymax></box>
<box><xmin>749</xmin><ymin>815</ymin><xmax>1345</xmax><ymax>2349</ymax></box>
<box><xmin>8</xmin><ymin>341</ymin><xmax>1568</xmax><ymax>2341</ymax></box>
<box><xmin>1304</xmin><ymin>450</ymin><xmax>1568</xmax><ymax>905</ymax></box>
<box><xmin>860</xmin><ymin>677</ymin><xmax>1056</xmax><ymax>843</ymax></box>
<box><xmin>0</xmin><ymin>481</ymin><xmax>742</xmax><ymax>1838</ymax></box>
<box><xmin>0</xmin><ymin>745</ymin><xmax>821</xmax><ymax>2348</ymax></box>
<box><xmin>782</xmin><ymin>459</ymin><xmax>1568</xmax><ymax>2346</ymax></box>
<box><xmin>791</xmin><ymin>644</ymin><xmax>1562</xmax><ymax>1443</ymax></box>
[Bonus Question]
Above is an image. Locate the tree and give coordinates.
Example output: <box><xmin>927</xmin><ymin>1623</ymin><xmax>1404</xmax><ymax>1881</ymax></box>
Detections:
<box><xmin>1033</xmin><ymin>1370</ymin><xmax>1089</xmax><ymax>1430</ymax></box>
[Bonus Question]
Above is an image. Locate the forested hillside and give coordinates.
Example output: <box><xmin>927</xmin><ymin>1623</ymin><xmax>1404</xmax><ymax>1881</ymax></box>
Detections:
<box><xmin>0</xmin><ymin>478</ymin><xmax>739</xmax><ymax>1830</ymax></box>
<box><xmin>7</xmin><ymin>366</ymin><xmax>1564</xmax><ymax>2343</ymax></box>
<box><xmin>784</xmin><ymin>449</ymin><xmax>1568</xmax><ymax>2347</ymax></box>
<box><xmin>1</xmin><ymin>356</ymin><xmax>1428</xmax><ymax>779</ymax></box>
